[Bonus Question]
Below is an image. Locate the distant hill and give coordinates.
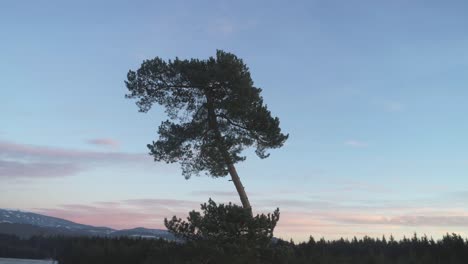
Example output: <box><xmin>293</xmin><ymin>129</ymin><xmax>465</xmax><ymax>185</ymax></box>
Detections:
<box><xmin>0</xmin><ymin>209</ymin><xmax>175</xmax><ymax>240</ymax></box>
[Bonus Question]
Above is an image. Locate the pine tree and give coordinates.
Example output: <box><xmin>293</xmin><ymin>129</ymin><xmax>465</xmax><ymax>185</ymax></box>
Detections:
<box><xmin>125</xmin><ymin>50</ymin><xmax>288</xmax><ymax>213</ymax></box>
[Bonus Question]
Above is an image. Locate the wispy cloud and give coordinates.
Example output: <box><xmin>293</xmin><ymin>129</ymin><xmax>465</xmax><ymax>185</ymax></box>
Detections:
<box><xmin>34</xmin><ymin>198</ymin><xmax>202</xmax><ymax>229</ymax></box>
<box><xmin>0</xmin><ymin>160</ymin><xmax>81</xmax><ymax>178</ymax></box>
<box><xmin>344</xmin><ymin>140</ymin><xmax>368</xmax><ymax>148</ymax></box>
<box><xmin>30</xmin><ymin>194</ymin><xmax>468</xmax><ymax>240</ymax></box>
<box><xmin>190</xmin><ymin>190</ymin><xmax>240</xmax><ymax>197</ymax></box>
<box><xmin>0</xmin><ymin>140</ymin><xmax>153</xmax><ymax>179</ymax></box>
<box><xmin>36</xmin><ymin>206</ymin><xmax>161</xmax><ymax>229</ymax></box>
<box><xmin>335</xmin><ymin>215</ymin><xmax>468</xmax><ymax>226</ymax></box>
<box><xmin>336</xmin><ymin>180</ymin><xmax>392</xmax><ymax>193</ymax></box>
<box><xmin>0</xmin><ymin>140</ymin><xmax>146</xmax><ymax>162</ymax></box>
<box><xmin>257</xmin><ymin>199</ymin><xmax>333</xmax><ymax>210</ymax></box>
<box><xmin>87</xmin><ymin>138</ymin><xmax>120</xmax><ymax>148</ymax></box>
<box><xmin>124</xmin><ymin>198</ymin><xmax>200</xmax><ymax>211</ymax></box>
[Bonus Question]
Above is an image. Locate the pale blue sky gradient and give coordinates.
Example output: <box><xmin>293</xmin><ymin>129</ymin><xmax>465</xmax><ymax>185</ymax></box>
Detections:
<box><xmin>1</xmin><ymin>0</ymin><xmax>468</xmax><ymax>241</ymax></box>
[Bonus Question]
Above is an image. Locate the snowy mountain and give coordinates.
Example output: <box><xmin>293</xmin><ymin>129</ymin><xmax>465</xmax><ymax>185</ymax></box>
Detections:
<box><xmin>0</xmin><ymin>209</ymin><xmax>175</xmax><ymax>240</ymax></box>
<box><xmin>0</xmin><ymin>209</ymin><xmax>113</xmax><ymax>234</ymax></box>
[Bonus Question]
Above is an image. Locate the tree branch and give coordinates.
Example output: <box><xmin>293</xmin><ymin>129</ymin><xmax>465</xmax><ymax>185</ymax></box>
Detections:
<box><xmin>148</xmin><ymin>79</ymin><xmax>207</xmax><ymax>91</ymax></box>
<box><xmin>217</xmin><ymin>114</ymin><xmax>249</xmax><ymax>131</ymax></box>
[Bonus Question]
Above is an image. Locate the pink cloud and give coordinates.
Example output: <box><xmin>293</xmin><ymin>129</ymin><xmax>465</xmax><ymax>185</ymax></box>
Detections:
<box><xmin>37</xmin><ymin>207</ymin><xmax>162</xmax><ymax>229</ymax></box>
<box><xmin>87</xmin><ymin>138</ymin><xmax>120</xmax><ymax>148</ymax></box>
<box><xmin>30</xmin><ymin>197</ymin><xmax>468</xmax><ymax>241</ymax></box>
<box><xmin>34</xmin><ymin>199</ymin><xmax>201</xmax><ymax>230</ymax></box>
<box><xmin>190</xmin><ymin>190</ymin><xmax>240</xmax><ymax>197</ymax></box>
<box><xmin>0</xmin><ymin>140</ymin><xmax>148</xmax><ymax>162</ymax></box>
<box><xmin>336</xmin><ymin>215</ymin><xmax>468</xmax><ymax>227</ymax></box>
<box><xmin>0</xmin><ymin>140</ymin><xmax>157</xmax><ymax>179</ymax></box>
<box><xmin>273</xmin><ymin>210</ymin><xmax>468</xmax><ymax>241</ymax></box>
<box><xmin>0</xmin><ymin>160</ymin><xmax>81</xmax><ymax>178</ymax></box>
<box><xmin>124</xmin><ymin>199</ymin><xmax>201</xmax><ymax>211</ymax></box>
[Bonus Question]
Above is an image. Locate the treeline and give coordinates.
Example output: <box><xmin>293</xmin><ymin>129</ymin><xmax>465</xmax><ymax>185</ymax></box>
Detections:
<box><xmin>2</xmin><ymin>233</ymin><xmax>468</xmax><ymax>264</ymax></box>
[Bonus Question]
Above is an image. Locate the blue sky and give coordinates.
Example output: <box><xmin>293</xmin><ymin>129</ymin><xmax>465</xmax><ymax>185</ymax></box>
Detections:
<box><xmin>1</xmin><ymin>0</ymin><xmax>468</xmax><ymax>241</ymax></box>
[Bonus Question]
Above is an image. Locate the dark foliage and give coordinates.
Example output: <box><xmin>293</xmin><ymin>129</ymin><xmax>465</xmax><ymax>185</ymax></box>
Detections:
<box><xmin>165</xmin><ymin>199</ymin><xmax>280</xmax><ymax>247</ymax></box>
<box><xmin>2</xmin><ymin>233</ymin><xmax>468</xmax><ymax>263</ymax></box>
<box><xmin>125</xmin><ymin>50</ymin><xmax>288</xmax><ymax>179</ymax></box>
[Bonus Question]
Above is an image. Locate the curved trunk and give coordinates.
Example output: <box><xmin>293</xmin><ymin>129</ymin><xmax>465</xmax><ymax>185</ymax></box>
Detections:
<box><xmin>227</xmin><ymin>163</ymin><xmax>252</xmax><ymax>215</ymax></box>
<box><xmin>205</xmin><ymin>93</ymin><xmax>252</xmax><ymax>216</ymax></box>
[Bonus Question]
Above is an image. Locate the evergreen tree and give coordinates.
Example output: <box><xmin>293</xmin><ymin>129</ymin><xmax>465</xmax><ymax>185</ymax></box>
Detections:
<box><xmin>164</xmin><ymin>199</ymin><xmax>280</xmax><ymax>247</ymax></box>
<box><xmin>125</xmin><ymin>50</ymin><xmax>288</xmax><ymax>213</ymax></box>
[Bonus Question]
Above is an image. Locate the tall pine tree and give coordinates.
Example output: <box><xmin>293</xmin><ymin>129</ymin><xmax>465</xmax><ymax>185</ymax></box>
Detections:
<box><xmin>125</xmin><ymin>50</ymin><xmax>288</xmax><ymax>214</ymax></box>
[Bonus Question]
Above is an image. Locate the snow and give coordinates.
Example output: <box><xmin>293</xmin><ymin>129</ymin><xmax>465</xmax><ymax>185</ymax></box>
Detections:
<box><xmin>0</xmin><ymin>258</ymin><xmax>57</xmax><ymax>264</ymax></box>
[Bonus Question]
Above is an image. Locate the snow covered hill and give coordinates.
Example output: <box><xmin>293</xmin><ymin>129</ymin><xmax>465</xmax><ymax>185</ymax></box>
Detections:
<box><xmin>0</xmin><ymin>209</ymin><xmax>174</xmax><ymax>240</ymax></box>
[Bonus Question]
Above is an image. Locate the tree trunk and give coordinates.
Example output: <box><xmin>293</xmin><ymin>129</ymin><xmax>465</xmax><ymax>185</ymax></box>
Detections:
<box><xmin>227</xmin><ymin>163</ymin><xmax>252</xmax><ymax>216</ymax></box>
<box><xmin>205</xmin><ymin>93</ymin><xmax>253</xmax><ymax>216</ymax></box>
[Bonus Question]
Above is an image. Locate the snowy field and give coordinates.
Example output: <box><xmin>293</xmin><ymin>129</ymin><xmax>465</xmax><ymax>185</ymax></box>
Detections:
<box><xmin>0</xmin><ymin>258</ymin><xmax>57</xmax><ymax>264</ymax></box>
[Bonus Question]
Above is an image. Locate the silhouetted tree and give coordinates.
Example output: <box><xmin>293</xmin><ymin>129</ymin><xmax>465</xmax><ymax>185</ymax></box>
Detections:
<box><xmin>165</xmin><ymin>199</ymin><xmax>280</xmax><ymax>263</ymax></box>
<box><xmin>125</xmin><ymin>50</ymin><xmax>288</xmax><ymax>213</ymax></box>
<box><xmin>165</xmin><ymin>199</ymin><xmax>279</xmax><ymax>246</ymax></box>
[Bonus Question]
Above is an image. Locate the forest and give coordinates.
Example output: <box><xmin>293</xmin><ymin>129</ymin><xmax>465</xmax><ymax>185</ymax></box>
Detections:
<box><xmin>2</xmin><ymin>232</ymin><xmax>468</xmax><ymax>264</ymax></box>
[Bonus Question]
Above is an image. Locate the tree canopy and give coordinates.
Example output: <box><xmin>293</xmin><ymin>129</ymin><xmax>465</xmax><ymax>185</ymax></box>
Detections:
<box><xmin>126</xmin><ymin>50</ymin><xmax>287</xmax><ymax>178</ymax></box>
<box><xmin>125</xmin><ymin>50</ymin><xmax>288</xmax><ymax>211</ymax></box>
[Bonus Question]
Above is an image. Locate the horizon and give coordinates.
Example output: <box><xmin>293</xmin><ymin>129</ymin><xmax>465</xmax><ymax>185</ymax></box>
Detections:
<box><xmin>0</xmin><ymin>207</ymin><xmax>456</xmax><ymax>242</ymax></box>
<box><xmin>2</xmin><ymin>0</ymin><xmax>468</xmax><ymax>242</ymax></box>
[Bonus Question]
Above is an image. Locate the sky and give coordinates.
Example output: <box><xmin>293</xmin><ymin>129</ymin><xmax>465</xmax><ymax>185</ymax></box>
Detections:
<box><xmin>1</xmin><ymin>0</ymin><xmax>468</xmax><ymax>242</ymax></box>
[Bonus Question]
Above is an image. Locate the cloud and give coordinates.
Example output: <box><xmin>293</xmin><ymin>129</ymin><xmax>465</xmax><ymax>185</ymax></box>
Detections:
<box><xmin>273</xmin><ymin>209</ymin><xmax>468</xmax><ymax>241</ymax></box>
<box><xmin>124</xmin><ymin>198</ymin><xmax>200</xmax><ymax>211</ymax></box>
<box><xmin>336</xmin><ymin>180</ymin><xmax>392</xmax><ymax>193</ymax></box>
<box><xmin>0</xmin><ymin>140</ymin><xmax>146</xmax><ymax>162</ymax></box>
<box><xmin>87</xmin><ymin>138</ymin><xmax>120</xmax><ymax>148</ymax></box>
<box><xmin>0</xmin><ymin>140</ymin><xmax>153</xmax><ymax>179</ymax></box>
<box><xmin>36</xmin><ymin>206</ymin><xmax>161</xmax><ymax>230</ymax></box>
<box><xmin>190</xmin><ymin>190</ymin><xmax>300</xmax><ymax>198</ymax></box>
<box><xmin>190</xmin><ymin>190</ymin><xmax>239</xmax><ymax>197</ymax></box>
<box><xmin>344</xmin><ymin>140</ymin><xmax>368</xmax><ymax>148</ymax></box>
<box><xmin>34</xmin><ymin>198</ymin><xmax>202</xmax><ymax>230</ymax></box>
<box><xmin>30</xmin><ymin>195</ymin><xmax>468</xmax><ymax>241</ymax></box>
<box><xmin>257</xmin><ymin>199</ymin><xmax>333</xmax><ymax>210</ymax></box>
<box><xmin>0</xmin><ymin>160</ymin><xmax>81</xmax><ymax>178</ymax></box>
<box><xmin>34</xmin><ymin>199</ymin><xmax>334</xmax><ymax>232</ymax></box>
<box><xmin>333</xmin><ymin>215</ymin><xmax>468</xmax><ymax>227</ymax></box>
<box><xmin>252</xmin><ymin>193</ymin><xmax>468</xmax><ymax>240</ymax></box>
